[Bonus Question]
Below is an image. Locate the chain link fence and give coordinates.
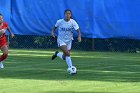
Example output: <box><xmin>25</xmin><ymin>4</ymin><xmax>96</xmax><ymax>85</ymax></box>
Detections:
<box><xmin>94</xmin><ymin>38</ymin><xmax>140</xmax><ymax>53</ymax></box>
<box><xmin>7</xmin><ymin>35</ymin><xmax>140</xmax><ymax>52</ymax></box>
<box><xmin>7</xmin><ymin>35</ymin><xmax>93</xmax><ymax>51</ymax></box>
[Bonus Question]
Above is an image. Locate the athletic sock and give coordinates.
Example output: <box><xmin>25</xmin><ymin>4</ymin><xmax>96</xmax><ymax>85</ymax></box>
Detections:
<box><xmin>57</xmin><ymin>52</ymin><xmax>65</xmax><ymax>60</ymax></box>
<box><xmin>66</xmin><ymin>56</ymin><xmax>72</xmax><ymax>68</ymax></box>
<box><xmin>0</xmin><ymin>62</ymin><xmax>4</xmax><ymax>68</ymax></box>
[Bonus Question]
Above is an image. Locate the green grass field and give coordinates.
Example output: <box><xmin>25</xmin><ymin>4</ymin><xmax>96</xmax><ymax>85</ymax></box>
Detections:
<box><xmin>0</xmin><ymin>49</ymin><xmax>140</xmax><ymax>93</ymax></box>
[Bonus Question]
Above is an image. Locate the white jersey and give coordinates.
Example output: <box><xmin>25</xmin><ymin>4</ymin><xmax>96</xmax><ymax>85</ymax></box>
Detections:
<box><xmin>55</xmin><ymin>19</ymin><xmax>79</xmax><ymax>42</ymax></box>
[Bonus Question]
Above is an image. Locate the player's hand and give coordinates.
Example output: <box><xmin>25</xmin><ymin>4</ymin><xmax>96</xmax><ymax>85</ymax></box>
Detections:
<box><xmin>77</xmin><ymin>37</ymin><xmax>82</xmax><ymax>42</ymax></box>
<box><xmin>51</xmin><ymin>32</ymin><xmax>55</xmax><ymax>38</ymax></box>
<box><xmin>10</xmin><ymin>33</ymin><xmax>14</xmax><ymax>38</ymax></box>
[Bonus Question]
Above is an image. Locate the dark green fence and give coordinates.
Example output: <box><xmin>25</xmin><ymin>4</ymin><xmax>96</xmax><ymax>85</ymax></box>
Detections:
<box><xmin>7</xmin><ymin>35</ymin><xmax>140</xmax><ymax>52</ymax></box>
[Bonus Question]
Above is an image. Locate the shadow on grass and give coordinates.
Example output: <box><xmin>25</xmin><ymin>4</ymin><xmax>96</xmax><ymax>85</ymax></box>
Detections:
<box><xmin>0</xmin><ymin>53</ymin><xmax>140</xmax><ymax>82</ymax></box>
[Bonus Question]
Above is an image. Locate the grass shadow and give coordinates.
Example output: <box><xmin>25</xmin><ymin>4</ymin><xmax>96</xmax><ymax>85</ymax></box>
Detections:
<box><xmin>0</xmin><ymin>50</ymin><xmax>140</xmax><ymax>82</ymax></box>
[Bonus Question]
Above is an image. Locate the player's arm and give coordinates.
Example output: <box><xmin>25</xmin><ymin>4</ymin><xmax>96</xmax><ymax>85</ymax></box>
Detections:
<box><xmin>73</xmin><ymin>20</ymin><xmax>81</xmax><ymax>42</ymax></box>
<box><xmin>77</xmin><ymin>28</ymin><xmax>82</xmax><ymax>42</ymax></box>
<box><xmin>51</xmin><ymin>20</ymin><xmax>60</xmax><ymax>38</ymax></box>
<box><xmin>7</xmin><ymin>26</ymin><xmax>14</xmax><ymax>38</ymax></box>
<box><xmin>51</xmin><ymin>26</ymin><xmax>57</xmax><ymax>38</ymax></box>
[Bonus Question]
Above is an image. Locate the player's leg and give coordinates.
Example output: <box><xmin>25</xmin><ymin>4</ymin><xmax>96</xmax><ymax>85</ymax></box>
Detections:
<box><xmin>57</xmin><ymin>40</ymin><xmax>72</xmax><ymax>60</ymax></box>
<box><xmin>52</xmin><ymin>40</ymin><xmax>66</xmax><ymax>60</ymax></box>
<box><xmin>56</xmin><ymin>51</ymin><xmax>65</xmax><ymax>60</ymax></box>
<box><xmin>52</xmin><ymin>49</ymin><xmax>65</xmax><ymax>60</ymax></box>
<box><xmin>65</xmin><ymin>40</ymin><xmax>73</xmax><ymax>68</ymax></box>
<box><xmin>60</xmin><ymin>45</ymin><xmax>72</xmax><ymax>68</ymax></box>
<box><xmin>0</xmin><ymin>45</ymin><xmax>8</xmax><ymax>68</ymax></box>
<box><xmin>61</xmin><ymin>40</ymin><xmax>72</xmax><ymax>60</ymax></box>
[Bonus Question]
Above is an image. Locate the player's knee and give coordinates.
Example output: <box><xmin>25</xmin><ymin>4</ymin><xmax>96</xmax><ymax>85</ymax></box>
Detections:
<box><xmin>64</xmin><ymin>51</ymin><xmax>70</xmax><ymax>56</ymax></box>
<box><xmin>3</xmin><ymin>52</ymin><xmax>8</xmax><ymax>57</ymax></box>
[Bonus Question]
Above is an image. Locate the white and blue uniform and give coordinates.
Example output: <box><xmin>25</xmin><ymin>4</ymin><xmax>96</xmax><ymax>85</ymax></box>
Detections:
<box><xmin>55</xmin><ymin>19</ymin><xmax>79</xmax><ymax>50</ymax></box>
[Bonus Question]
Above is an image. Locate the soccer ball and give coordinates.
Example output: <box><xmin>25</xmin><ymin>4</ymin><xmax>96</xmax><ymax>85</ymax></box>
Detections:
<box><xmin>67</xmin><ymin>66</ymin><xmax>77</xmax><ymax>75</ymax></box>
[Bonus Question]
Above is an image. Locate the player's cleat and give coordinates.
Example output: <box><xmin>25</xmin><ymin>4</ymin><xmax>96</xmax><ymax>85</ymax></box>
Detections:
<box><xmin>0</xmin><ymin>62</ymin><xmax>4</xmax><ymax>69</ymax></box>
<box><xmin>52</xmin><ymin>51</ymin><xmax>59</xmax><ymax>60</ymax></box>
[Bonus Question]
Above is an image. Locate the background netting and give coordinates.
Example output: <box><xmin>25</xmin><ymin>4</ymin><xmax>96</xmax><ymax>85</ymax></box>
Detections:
<box><xmin>7</xmin><ymin>35</ymin><xmax>140</xmax><ymax>53</ymax></box>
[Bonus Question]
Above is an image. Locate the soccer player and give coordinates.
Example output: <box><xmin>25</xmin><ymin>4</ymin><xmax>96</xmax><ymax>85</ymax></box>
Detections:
<box><xmin>51</xmin><ymin>9</ymin><xmax>81</xmax><ymax>69</ymax></box>
<box><xmin>0</xmin><ymin>13</ymin><xmax>14</xmax><ymax>69</ymax></box>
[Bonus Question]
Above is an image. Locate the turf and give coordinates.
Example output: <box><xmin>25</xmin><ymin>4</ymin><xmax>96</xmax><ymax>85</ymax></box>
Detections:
<box><xmin>0</xmin><ymin>49</ymin><xmax>140</xmax><ymax>93</ymax></box>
